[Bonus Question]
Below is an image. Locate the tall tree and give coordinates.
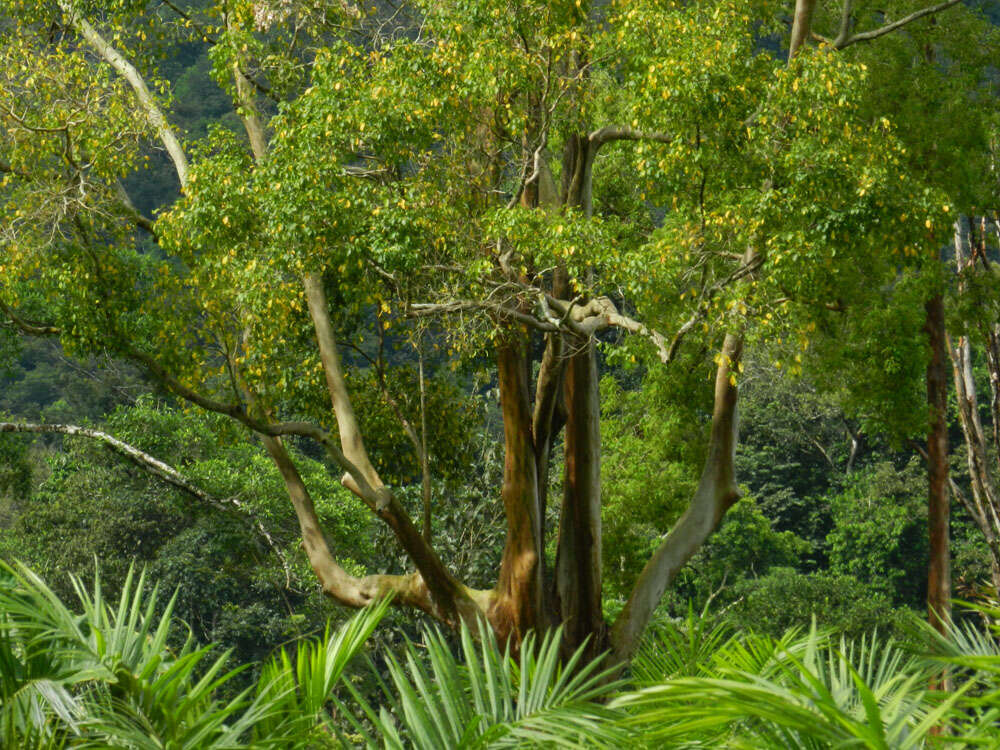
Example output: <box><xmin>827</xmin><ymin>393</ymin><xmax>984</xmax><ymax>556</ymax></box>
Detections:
<box><xmin>0</xmin><ymin>0</ymin><xmax>964</xmax><ymax>661</ymax></box>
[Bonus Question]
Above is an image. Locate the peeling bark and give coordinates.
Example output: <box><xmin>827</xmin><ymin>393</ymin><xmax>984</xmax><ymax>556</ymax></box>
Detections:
<box><xmin>555</xmin><ymin>339</ymin><xmax>605</xmax><ymax>655</ymax></box>
<box><xmin>491</xmin><ymin>338</ymin><xmax>545</xmax><ymax>643</ymax></box>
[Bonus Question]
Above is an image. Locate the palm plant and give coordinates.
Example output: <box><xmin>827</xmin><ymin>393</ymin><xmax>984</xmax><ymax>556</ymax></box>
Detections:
<box><xmin>342</xmin><ymin>621</ymin><xmax>626</xmax><ymax>749</ymax></box>
<box><xmin>0</xmin><ymin>560</ymin><xmax>390</xmax><ymax>748</ymax></box>
<box><xmin>253</xmin><ymin>595</ymin><xmax>393</xmax><ymax>746</ymax></box>
<box><xmin>617</xmin><ymin>623</ymin><xmax>960</xmax><ymax>749</ymax></box>
<box><xmin>10</xmin><ymin>558</ymin><xmax>1000</xmax><ymax>748</ymax></box>
<box><xmin>909</xmin><ymin>600</ymin><xmax>1000</xmax><ymax>743</ymax></box>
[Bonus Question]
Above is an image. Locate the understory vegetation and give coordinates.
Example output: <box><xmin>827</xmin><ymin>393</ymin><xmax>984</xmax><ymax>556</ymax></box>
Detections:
<box><xmin>3</xmin><ymin>560</ymin><xmax>1000</xmax><ymax>748</ymax></box>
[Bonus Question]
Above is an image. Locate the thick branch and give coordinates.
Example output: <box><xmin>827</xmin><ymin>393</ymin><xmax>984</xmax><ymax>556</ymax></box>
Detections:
<box><xmin>588</xmin><ymin>126</ymin><xmax>672</xmax><ymax>149</ymax></box>
<box><xmin>1</xmin><ymin>421</ymin><xmax>218</xmax><ymax>504</ymax></box>
<box><xmin>409</xmin><ymin>300</ymin><xmax>560</xmax><ymax>332</ymax></box>
<box><xmin>610</xmin><ymin>333</ymin><xmax>744</xmax><ymax>661</ymax></box>
<box><xmin>303</xmin><ymin>273</ymin><xmax>385</xmax><ymax>497</ymax></box>
<box><xmin>303</xmin><ymin>274</ymin><xmax>479</xmax><ymax>622</ymax></box>
<box><xmin>261</xmin><ymin>434</ymin><xmax>435</xmax><ymax>611</ymax></box>
<box><xmin>555</xmin><ymin>339</ymin><xmax>605</xmax><ymax>653</ymax></box>
<box><xmin>119</xmin><ymin>345</ymin><xmax>396</xmax><ymax>514</ymax></box>
<box><xmin>491</xmin><ymin>338</ymin><xmax>546</xmax><ymax>641</ymax></box>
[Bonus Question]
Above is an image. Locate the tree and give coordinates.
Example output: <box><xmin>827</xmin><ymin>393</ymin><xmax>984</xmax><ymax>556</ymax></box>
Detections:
<box><xmin>0</xmin><ymin>0</ymin><xmax>964</xmax><ymax>662</ymax></box>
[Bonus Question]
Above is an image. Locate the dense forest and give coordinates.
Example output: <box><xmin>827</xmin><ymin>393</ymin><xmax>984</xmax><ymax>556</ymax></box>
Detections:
<box><xmin>3</xmin><ymin>0</ymin><xmax>1000</xmax><ymax>746</ymax></box>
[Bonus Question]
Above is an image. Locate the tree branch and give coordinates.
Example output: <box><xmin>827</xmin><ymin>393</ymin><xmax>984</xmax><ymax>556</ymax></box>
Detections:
<box><xmin>302</xmin><ymin>273</ymin><xmax>476</xmax><ymax>623</ymax></box>
<box><xmin>0</xmin><ymin>298</ymin><xmax>62</xmax><ymax>336</ymax></box>
<box><xmin>588</xmin><ymin>126</ymin><xmax>672</xmax><ymax>149</ymax></box>
<box><xmin>610</xmin><ymin>332</ymin><xmax>744</xmax><ymax>661</ymax></box>
<box><xmin>834</xmin><ymin>0</ymin><xmax>962</xmax><ymax>48</ymax></box>
<box><xmin>59</xmin><ymin>1</ymin><xmax>190</xmax><ymax>187</ymax></box>
<box><xmin>0</xmin><ymin>420</ymin><xmax>293</xmax><ymax>582</ymax></box>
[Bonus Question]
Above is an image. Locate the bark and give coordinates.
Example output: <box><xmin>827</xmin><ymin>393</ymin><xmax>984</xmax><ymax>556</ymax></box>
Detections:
<box><xmin>491</xmin><ymin>338</ymin><xmax>546</xmax><ymax>643</ymax></box>
<box><xmin>532</xmin><ymin>331</ymin><xmax>565</xmax><ymax>517</ymax></box>
<box><xmin>610</xmin><ymin>333</ymin><xmax>743</xmax><ymax>661</ymax></box>
<box><xmin>925</xmin><ymin>295</ymin><xmax>951</xmax><ymax>633</ymax></box>
<box><xmin>554</xmin><ymin>338</ymin><xmax>605</xmax><ymax>655</ymax></box>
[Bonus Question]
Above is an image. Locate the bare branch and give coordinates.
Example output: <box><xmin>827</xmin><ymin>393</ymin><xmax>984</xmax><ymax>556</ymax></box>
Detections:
<box><xmin>0</xmin><ymin>420</ymin><xmax>293</xmax><ymax>582</ymax></box>
<box><xmin>408</xmin><ymin>300</ymin><xmax>560</xmax><ymax>332</ymax></box>
<box><xmin>834</xmin><ymin>0</ymin><xmax>962</xmax><ymax>48</ymax></box>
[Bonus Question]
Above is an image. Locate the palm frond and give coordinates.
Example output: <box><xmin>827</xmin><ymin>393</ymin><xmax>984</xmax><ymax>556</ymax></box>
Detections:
<box><xmin>350</xmin><ymin>620</ymin><xmax>626</xmax><ymax>749</ymax></box>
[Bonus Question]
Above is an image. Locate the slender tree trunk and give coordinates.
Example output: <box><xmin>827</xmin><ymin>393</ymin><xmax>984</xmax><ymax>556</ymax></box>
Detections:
<box><xmin>925</xmin><ymin>294</ymin><xmax>951</xmax><ymax>633</ymax></box>
<box><xmin>948</xmin><ymin>217</ymin><xmax>1000</xmax><ymax>593</ymax></box>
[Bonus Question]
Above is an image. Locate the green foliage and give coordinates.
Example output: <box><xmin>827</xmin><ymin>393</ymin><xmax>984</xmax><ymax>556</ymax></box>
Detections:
<box><xmin>599</xmin><ymin>364</ymin><xmax>708</xmax><ymax>598</ymax></box>
<box><xmin>826</xmin><ymin>460</ymin><xmax>929</xmax><ymax>608</ymax></box>
<box><xmin>0</xmin><ymin>560</ymin><xmax>390</xmax><ymax>748</ymax></box>
<box><xmin>725</xmin><ymin>567</ymin><xmax>903</xmax><ymax>641</ymax></box>
<box><xmin>4</xmin><ymin>561</ymin><xmax>1000</xmax><ymax>747</ymax></box>
<box><xmin>620</xmin><ymin>624</ymin><xmax>954</xmax><ymax>749</ymax></box>
<box><xmin>676</xmin><ymin>499</ymin><xmax>810</xmax><ymax>604</ymax></box>
<box><xmin>0</xmin><ymin>399</ymin><xmax>374</xmax><ymax>667</ymax></box>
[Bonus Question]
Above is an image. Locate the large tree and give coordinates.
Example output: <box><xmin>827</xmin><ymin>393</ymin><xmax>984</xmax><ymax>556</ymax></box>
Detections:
<box><xmin>0</xmin><ymin>0</ymin><xmax>964</xmax><ymax>661</ymax></box>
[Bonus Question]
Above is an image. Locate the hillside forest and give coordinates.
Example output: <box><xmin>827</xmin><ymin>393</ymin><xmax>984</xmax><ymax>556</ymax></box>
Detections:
<box><xmin>4</xmin><ymin>0</ymin><xmax>1000</xmax><ymax>746</ymax></box>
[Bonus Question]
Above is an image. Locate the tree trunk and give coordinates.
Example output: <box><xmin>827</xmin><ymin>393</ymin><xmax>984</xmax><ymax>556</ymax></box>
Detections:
<box><xmin>610</xmin><ymin>333</ymin><xmax>744</xmax><ymax>661</ymax></box>
<box><xmin>948</xmin><ymin>217</ymin><xmax>1000</xmax><ymax>593</ymax></box>
<box><xmin>490</xmin><ymin>338</ymin><xmax>546</xmax><ymax>644</ymax></box>
<box><xmin>925</xmin><ymin>294</ymin><xmax>951</xmax><ymax>633</ymax></box>
<box><xmin>555</xmin><ymin>339</ymin><xmax>606</xmax><ymax>656</ymax></box>
<box><xmin>788</xmin><ymin>0</ymin><xmax>818</xmax><ymax>61</ymax></box>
